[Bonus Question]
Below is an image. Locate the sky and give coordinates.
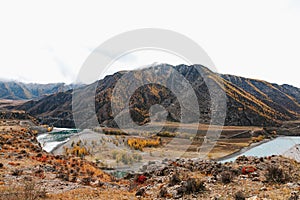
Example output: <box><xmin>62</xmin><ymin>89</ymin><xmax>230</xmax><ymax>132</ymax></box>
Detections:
<box><xmin>0</xmin><ymin>0</ymin><xmax>299</xmax><ymax>87</ymax></box>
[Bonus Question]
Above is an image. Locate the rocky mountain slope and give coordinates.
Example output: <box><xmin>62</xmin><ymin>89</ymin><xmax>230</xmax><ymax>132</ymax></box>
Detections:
<box><xmin>0</xmin><ymin>81</ymin><xmax>81</xmax><ymax>100</ymax></box>
<box><xmin>221</xmin><ymin>74</ymin><xmax>300</xmax><ymax>115</ymax></box>
<box><xmin>13</xmin><ymin>64</ymin><xmax>300</xmax><ymax>128</ymax></box>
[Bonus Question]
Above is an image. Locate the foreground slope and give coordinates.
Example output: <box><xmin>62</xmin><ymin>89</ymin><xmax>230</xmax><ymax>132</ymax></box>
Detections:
<box><xmin>1</xmin><ymin>119</ymin><xmax>300</xmax><ymax>199</ymax></box>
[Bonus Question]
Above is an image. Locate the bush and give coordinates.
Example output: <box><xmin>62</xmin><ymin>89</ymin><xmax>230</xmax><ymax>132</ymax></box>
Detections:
<box><xmin>158</xmin><ymin>187</ymin><xmax>168</xmax><ymax>198</ymax></box>
<box><xmin>265</xmin><ymin>165</ymin><xmax>290</xmax><ymax>184</ymax></box>
<box><xmin>95</xmin><ymin>128</ymin><xmax>128</xmax><ymax>136</ymax></box>
<box><xmin>157</xmin><ymin>131</ymin><xmax>176</xmax><ymax>137</ymax></box>
<box><xmin>220</xmin><ymin>171</ymin><xmax>233</xmax><ymax>184</ymax></box>
<box><xmin>81</xmin><ymin>177</ymin><xmax>92</xmax><ymax>185</ymax></box>
<box><xmin>235</xmin><ymin>191</ymin><xmax>246</xmax><ymax>200</ymax></box>
<box><xmin>177</xmin><ymin>178</ymin><xmax>206</xmax><ymax>196</ymax></box>
<box><xmin>187</xmin><ymin>178</ymin><xmax>205</xmax><ymax>194</ymax></box>
<box><xmin>11</xmin><ymin>169</ymin><xmax>23</xmax><ymax>176</ymax></box>
<box><xmin>241</xmin><ymin>166</ymin><xmax>256</xmax><ymax>175</ymax></box>
<box><xmin>169</xmin><ymin>173</ymin><xmax>181</xmax><ymax>186</ymax></box>
<box><xmin>64</xmin><ymin>140</ymin><xmax>89</xmax><ymax>158</ymax></box>
<box><xmin>251</xmin><ymin>135</ymin><xmax>265</xmax><ymax>143</ymax></box>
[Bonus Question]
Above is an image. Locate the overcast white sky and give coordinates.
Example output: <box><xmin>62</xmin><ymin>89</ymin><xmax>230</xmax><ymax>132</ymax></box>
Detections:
<box><xmin>0</xmin><ymin>0</ymin><xmax>299</xmax><ymax>87</ymax></box>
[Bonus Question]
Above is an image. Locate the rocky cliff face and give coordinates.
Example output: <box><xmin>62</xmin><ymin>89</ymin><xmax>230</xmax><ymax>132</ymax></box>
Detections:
<box><xmin>13</xmin><ymin>65</ymin><xmax>300</xmax><ymax>128</ymax></box>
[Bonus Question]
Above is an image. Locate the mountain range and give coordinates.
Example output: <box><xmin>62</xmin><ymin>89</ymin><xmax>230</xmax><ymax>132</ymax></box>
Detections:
<box><xmin>7</xmin><ymin>64</ymin><xmax>300</xmax><ymax>128</ymax></box>
<box><xmin>0</xmin><ymin>81</ymin><xmax>80</xmax><ymax>100</ymax></box>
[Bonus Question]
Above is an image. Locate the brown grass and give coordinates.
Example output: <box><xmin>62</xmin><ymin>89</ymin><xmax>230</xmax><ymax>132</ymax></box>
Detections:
<box><xmin>47</xmin><ymin>188</ymin><xmax>137</xmax><ymax>200</ymax></box>
<box><xmin>0</xmin><ymin>180</ymin><xmax>46</xmax><ymax>200</ymax></box>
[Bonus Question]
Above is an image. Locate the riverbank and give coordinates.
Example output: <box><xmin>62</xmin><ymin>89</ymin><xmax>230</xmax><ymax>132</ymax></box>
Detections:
<box><xmin>217</xmin><ymin>138</ymin><xmax>273</xmax><ymax>162</ymax></box>
<box><xmin>219</xmin><ymin>136</ymin><xmax>300</xmax><ymax>163</ymax></box>
<box><xmin>36</xmin><ymin>128</ymin><xmax>80</xmax><ymax>153</ymax></box>
<box><xmin>283</xmin><ymin>144</ymin><xmax>300</xmax><ymax>162</ymax></box>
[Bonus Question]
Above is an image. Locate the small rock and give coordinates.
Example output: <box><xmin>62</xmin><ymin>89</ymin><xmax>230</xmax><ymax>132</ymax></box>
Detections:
<box><xmin>251</xmin><ymin>172</ymin><xmax>260</xmax><ymax>178</ymax></box>
<box><xmin>158</xmin><ymin>187</ymin><xmax>168</xmax><ymax>198</ymax></box>
<box><xmin>23</xmin><ymin>176</ymin><xmax>32</xmax><ymax>181</ymax></box>
<box><xmin>240</xmin><ymin>175</ymin><xmax>248</xmax><ymax>179</ymax></box>
<box><xmin>235</xmin><ymin>191</ymin><xmax>246</xmax><ymax>200</ymax></box>
<box><xmin>252</xmin><ymin>177</ymin><xmax>260</xmax><ymax>182</ymax></box>
<box><xmin>289</xmin><ymin>191</ymin><xmax>299</xmax><ymax>200</ymax></box>
<box><xmin>287</xmin><ymin>183</ymin><xmax>298</xmax><ymax>188</ymax></box>
<box><xmin>169</xmin><ymin>173</ymin><xmax>181</xmax><ymax>186</ymax></box>
<box><xmin>247</xmin><ymin>196</ymin><xmax>259</xmax><ymax>200</ymax></box>
<box><xmin>260</xmin><ymin>187</ymin><xmax>267</xmax><ymax>191</ymax></box>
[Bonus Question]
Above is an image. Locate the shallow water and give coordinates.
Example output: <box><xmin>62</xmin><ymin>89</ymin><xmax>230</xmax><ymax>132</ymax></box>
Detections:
<box><xmin>37</xmin><ymin>128</ymin><xmax>79</xmax><ymax>152</ymax></box>
<box><xmin>222</xmin><ymin>136</ymin><xmax>300</xmax><ymax>163</ymax></box>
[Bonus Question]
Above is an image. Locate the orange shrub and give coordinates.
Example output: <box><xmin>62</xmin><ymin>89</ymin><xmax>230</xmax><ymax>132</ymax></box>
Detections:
<box><xmin>127</xmin><ymin>137</ymin><xmax>161</xmax><ymax>151</ymax></box>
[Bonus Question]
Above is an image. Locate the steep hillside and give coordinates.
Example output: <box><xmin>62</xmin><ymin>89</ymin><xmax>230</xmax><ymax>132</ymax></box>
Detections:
<box><xmin>14</xmin><ymin>65</ymin><xmax>300</xmax><ymax>128</ymax></box>
<box><xmin>222</xmin><ymin>75</ymin><xmax>300</xmax><ymax>115</ymax></box>
<box><xmin>15</xmin><ymin>90</ymin><xmax>75</xmax><ymax>128</ymax></box>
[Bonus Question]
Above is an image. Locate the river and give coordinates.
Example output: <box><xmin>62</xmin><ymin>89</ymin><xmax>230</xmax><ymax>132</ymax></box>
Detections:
<box><xmin>221</xmin><ymin>136</ymin><xmax>300</xmax><ymax>163</ymax></box>
<box><xmin>36</xmin><ymin>128</ymin><xmax>79</xmax><ymax>152</ymax></box>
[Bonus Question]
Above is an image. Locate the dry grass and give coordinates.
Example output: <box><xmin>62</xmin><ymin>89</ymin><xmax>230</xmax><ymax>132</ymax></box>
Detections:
<box><xmin>0</xmin><ymin>180</ymin><xmax>46</xmax><ymax>200</ymax></box>
<box><xmin>47</xmin><ymin>188</ymin><xmax>137</xmax><ymax>200</ymax></box>
<box><xmin>93</xmin><ymin>128</ymin><xmax>128</xmax><ymax>136</ymax></box>
<box><xmin>157</xmin><ymin>131</ymin><xmax>176</xmax><ymax>137</ymax></box>
<box><xmin>112</xmin><ymin>150</ymin><xmax>142</xmax><ymax>165</ymax></box>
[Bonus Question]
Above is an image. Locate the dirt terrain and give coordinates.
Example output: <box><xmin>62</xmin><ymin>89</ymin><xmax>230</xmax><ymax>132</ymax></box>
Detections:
<box><xmin>0</xmin><ymin>120</ymin><xmax>135</xmax><ymax>200</ymax></box>
<box><xmin>1</xmin><ymin>119</ymin><xmax>300</xmax><ymax>199</ymax></box>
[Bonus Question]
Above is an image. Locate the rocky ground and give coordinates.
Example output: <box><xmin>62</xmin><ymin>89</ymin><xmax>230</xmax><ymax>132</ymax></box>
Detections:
<box><xmin>130</xmin><ymin>155</ymin><xmax>300</xmax><ymax>199</ymax></box>
<box><xmin>1</xmin><ymin>119</ymin><xmax>300</xmax><ymax>199</ymax></box>
<box><xmin>284</xmin><ymin>144</ymin><xmax>300</xmax><ymax>162</ymax></box>
<box><xmin>0</xmin><ymin>120</ymin><xmax>135</xmax><ymax>200</ymax></box>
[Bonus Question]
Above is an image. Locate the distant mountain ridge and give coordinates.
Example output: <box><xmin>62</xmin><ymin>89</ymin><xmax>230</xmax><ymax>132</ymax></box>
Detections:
<box><xmin>12</xmin><ymin>64</ymin><xmax>300</xmax><ymax>128</ymax></box>
<box><xmin>0</xmin><ymin>81</ymin><xmax>81</xmax><ymax>100</ymax></box>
